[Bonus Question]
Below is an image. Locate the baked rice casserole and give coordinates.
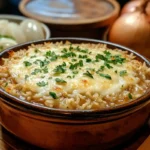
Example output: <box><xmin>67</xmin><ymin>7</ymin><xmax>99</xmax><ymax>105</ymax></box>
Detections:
<box><xmin>0</xmin><ymin>41</ymin><xmax>150</xmax><ymax>110</ymax></box>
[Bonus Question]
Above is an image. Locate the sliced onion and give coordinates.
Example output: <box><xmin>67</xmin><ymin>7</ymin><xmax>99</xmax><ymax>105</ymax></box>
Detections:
<box><xmin>20</xmin><ymin>19</ymin><xmax>45</xmax><ymax>41</ymax></box>
<box><xmin>0</xmin><ymin>37</ymin><xmax>17</xmax><ymax>52</ymax></box>
<box><xmin>3</xmin><ymin>22</ymin><xmax>26</xmax><ymax>43</ymax></box>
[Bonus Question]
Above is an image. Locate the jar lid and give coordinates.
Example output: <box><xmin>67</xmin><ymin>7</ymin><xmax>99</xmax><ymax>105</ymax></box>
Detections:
<box><xmin>19</xmin><ymin>0</ymin><xmax>120</xmax><ymax>26</ymax></box>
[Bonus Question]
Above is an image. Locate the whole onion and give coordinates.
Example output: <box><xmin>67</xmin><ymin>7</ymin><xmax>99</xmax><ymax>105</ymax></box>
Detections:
<box><xmin>108</xmin><ymin>0</ymin><xmax>150</xmax><ymax>58</ymax></box>
<box><xmin>121</xmin><ymin>0</ymin><xmax>150</xmax><ymax>15</ymax></box>
<box><xmin>121</xmin><ymin>0</ymin><xmax>141</xmax><ymax>14</ymax></box>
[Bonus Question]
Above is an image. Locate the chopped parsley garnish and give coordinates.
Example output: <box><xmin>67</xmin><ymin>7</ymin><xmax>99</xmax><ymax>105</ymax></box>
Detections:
<box><xmin>83</xmin><ymin>71</ymin><xmax>93</xmax><ymax>79</ymax></box>
<box><xmin>96</xmin><ymin>66</ymin><xmax>105</xmax><ymax>73</ymax></box>
<box><xmin>49</xmin><ymin>92</ymin><xmax>57</xmax><ymax>99</ymax></box>
<box><xmin>96</xmin><ymin>54</ymin><xmax>106</xmax><ymax>61</ymax></box>
<box><xmin>110</xmin><ymin>55</ymin><xmax>126</xmax><ymax>65</ymax></box>
<box><xmin>72</xmin><ymin>70</ymin><xmax>78</xmax><ymax>74</ymax></box>
<box><xmin>40</xmin><ymin>61</ymin><xmax>44</xmax><ymax>68</ymax></box>
<box><xmin>69</xmin><ymin>44</ymin><xmax>74</xmax><ymax>51</ymax></box>
<box><xmin>67</xmin><ymin>75</ymin><xmax>72</xmax><ymax>78</ymax></box>
<box><xmin>128</xmin><ymin>93</ymin><xmax>133</xmax><ymax>99</ymax></box>
<box><xmin>24</xmin><ymin>61</ymin><xmax>32</xmax><ymax>67</ymax></box>
<box><xmin>69</xmin><ymin>63</ymin><xmax>78</xmax><ymax>70</ymax></box>
<box><xmin>80</xmin><ymin>49</ymin><xmax>88</xmax><ymax>53</ymax></box>
<box><xmin>120</xmin><ymin>70</ymin><xmax>127</xmax><ymax>76</ymax></box>
<box><xmin>31</xmin><ymin>69</ymin><xmax>41</xmax><ymax>75</ymax></box>
<box><xmin>25</xmin><ymin>75</ymin><xmax>29</xmax><ymax>80</ymax></box>
<box><xmin>79</xmin><ymin>60</ymin><xmax>83</xmax><ymax>67</ymax></box>
<box><xmin>37</xmin><ymin>81</ymin><xmax>48</xmax><ymax>87</ymax></box>
<box><xmin>75</xmin><ymin>46</ymin><xmax>88</xmax><ymax>53</ymax></box>
<box><xmin>4</xmin><ymin>82</ymin><xmax>8</xmax><ymax>87</ymax></box>
<box><xmin>30</xmin><ymin>55</ymin><xmax>36</xmax><ymax>58</ymax></box>
<box><xmin>99</xmin><ymin>73</ymin><xmax>111</xmax><ymax>80</ymax></box>
<box><xmin>41</xmin><ymin>76</ymin><xmax>45</xmax><ymax>78</ymax></box>
<box><xmin>86</xmin><ymin>68</ymin><xmax>95</xmax><ymax>72</ymax></box>
<box><xmin>104</xmin><ymin>50</ymin><xmax>111</xmax><ymax>57</ymax></box>
<box><xmin>104</xmin><ymin>63</ymin><xmax>113</xmax><ymax>69</ymax></box>
<box><xmin>72</xmin><ymin>59</ymin><xmax>77</xmax><ymax>62</ymax></box>
<box><xmin>62</xmin><ymin>62</ymin><xmax>66</xmax><ymax>66</ymax></box>
<box><xmin>115</xmin><ymin>70</ymin><xmax>118</xmax><ymax>73</ymax></box>
<box><xmin>69</xmin><ymin>60</ymin><xmax>83</xmax><ymax>70</ymax></box>
<box><xmin>86</xmin><ymin>58</ymin><xmax>92</xmax><ymax>62</ymax></box>
<box><xmin>43</xmin><ymin>66</ymin><xmax>48</xmax><ymax>73</ymax></box>
<box><xmin>61</xmin><ymin>52</ymin><xmax>76</xmax><ymax>58</ymax></box>
<box><xmin>54</xmin><ymin>65</ymin><xmax>66</xmax><ymax>74</ymax></box>
<box><xmin>61</xmin><ymin>48</ymin><xmax>67</xmax><ymax>53</ymax></box>
<box><xmin>45</xmin><ymin>51</ymin><xmax>58</xmax><ymax>61</ymax></box>
<box><xmin>79</xmin><ymin>55</ymin><xmax>87</xmax><ymax>59</ymax></box>
<box><xmin>34</xmin><ymin>48</ymin><xmax>40</xmax><ymax>53</ymax></box>
<box><xmin>55</xmin><ymin>78</ymin><xmax>67</xmax><ymax>83</ymax></box>
<box><xmin>95</xmin><ymin>52</ymin><xmax>126</xmax><ymax>65</ymax></box>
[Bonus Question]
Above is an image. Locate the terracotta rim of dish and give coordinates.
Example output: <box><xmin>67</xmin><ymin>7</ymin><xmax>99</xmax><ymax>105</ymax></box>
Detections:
<box><xmin>19</xmin><ymin>0</ymin><xmax>120</xmax><ymax>26</ymax></box>
<box><xmin>0</xmin><ymin>38</ymin><xmax>149</xmax><ymax>117</ymax></box>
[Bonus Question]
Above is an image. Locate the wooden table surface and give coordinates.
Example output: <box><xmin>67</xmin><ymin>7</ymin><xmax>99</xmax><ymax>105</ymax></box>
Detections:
<box><xmin>0</xmin><ymin>120</ymin><xmax>149</xmax><ymax>150</ymax></box>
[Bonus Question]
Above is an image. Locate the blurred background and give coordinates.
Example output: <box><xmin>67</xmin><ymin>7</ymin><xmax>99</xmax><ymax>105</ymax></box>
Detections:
<box><xmin>0</xmin><ymin>0</ymin><xmax>149</xmax><ymax>58</ymax></box>
<box><xmin>0</xmin><ymin>0</ymin><xmax>128</xmax><ymax>15</ymax></box>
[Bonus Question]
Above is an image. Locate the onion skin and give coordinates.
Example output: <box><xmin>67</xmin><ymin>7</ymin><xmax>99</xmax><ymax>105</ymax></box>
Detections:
<box><xmin>121</xmin><ymin>0</ymin><xmax>141</xmax><ymax>15</ymax></box>
<box><xmin>108</xmin><ymin>11</ymin><xmax>150</xmax><ymax>58</ymax></box>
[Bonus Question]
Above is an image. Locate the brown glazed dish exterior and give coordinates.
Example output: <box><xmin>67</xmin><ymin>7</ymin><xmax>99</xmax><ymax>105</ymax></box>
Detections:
<box><xmin>0</xmin><ymin>38</ymin><xmax>150</xmax><ymax>149</ymax></box>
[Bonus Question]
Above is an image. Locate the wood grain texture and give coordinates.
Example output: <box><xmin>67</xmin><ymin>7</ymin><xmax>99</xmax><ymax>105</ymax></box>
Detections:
<box><xmin>0</xmin><ymin>122</ymin><xmax>149</xmax><ymax>150</ymax></box>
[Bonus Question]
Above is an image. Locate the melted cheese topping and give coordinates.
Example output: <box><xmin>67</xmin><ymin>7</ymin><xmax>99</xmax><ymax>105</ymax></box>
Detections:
<box><xmin>0</xmin><ymin>42</ymin><xmax>150</xmax><ymax>110</ymax></box>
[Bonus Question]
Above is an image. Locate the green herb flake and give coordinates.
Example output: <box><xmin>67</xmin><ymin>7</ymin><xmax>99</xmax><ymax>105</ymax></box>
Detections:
<box><xmin>31</xmin><ymin>69</ymin><xmax>41</xmax><ymax>75</ymax></box>
<box><xmin>104</xmin><ymin>50</ymin><xmax>111</xmax><ymax>58</ymax></box>
<box><xmin>83</xmin><ymin>71</ymin><xmax>94</xmax><ymax>79</ymax></box>
<box><xmin>99</xmin><ymin>73</ymin><xmax>112</xmax><ymax>80</ymax></box>
<box><xmin>41</xmin><ymin>76</ymin><xmax>45</xmax><ymax>78</ymax></box>
<box><xmin>49</xmin><ymin>92</ymin><xmax>57</xmax><ymax>99</ymax></box>
<box><xmin>4</xmin><ymin>82</ymin><xmax>8</xmax><ymax>87</ymax></box>
<box><xmin>72</xmin><ymin>70</ymin><xmax>78</xmax><ymax>74</ymax></box>
<box><xmin>120</xmin><ymin>70</ymin><xmax>127</xmax><ymax>76</ymax></box>
<box><xmin>128</xmin><ymin>93</ymin><xmax>133</xmax><ymax>99</ymax></box>
<box><xmin>30</xmin><ymin>55</ymin><xmax>36</xmax><ymax>58</ymax></box>
<box><xmin>86</xmin><ymin>58</ymin><xmax>92</xmax><ymax>62</ymax></box>
<box><xmin>34</xmin><ymin>48</ymin><xmax>40</xmax><ymax>53</ymax></box>
<box><xmin>79</xmin><ymin>60</ymin><xmax>83</xmax><ymax>67</ymax></box>
<box><xmin>79</xmin><ymin>55</ymin><xmax>87</xmax><ymax>59</ymax></box>
<box><xmin>25</xmin><ymin>75</ymin><xmax>29</xmax><ymax>80</ymax></box>
<box><xmin>110</xmin><ymin>55</ymin><xmax>126</xmax><ymax>65</ymax></box>
<box><xmin>61</xmin><ymin>52</ymin><xmax>76</xmax><ymax>58</ymax></box>
<box><xmin>115</xmin><ymin>70</ymin><xmax>118</xmax><ymax>73</ymax></box>
<box><xmin>0</xmin><ymin>46</ymin><xmax>4</xmax><ymax>52</ymax></box>
<box><xmin>42</xmin><ymin>66</ymin><xmax>48</xmax><ymax>73</ymax></box>
<box><xmin>69</xmin><ymin>63</ymin><xmax>78</xmax><ymax>70</ymax></box>
<box><xmin>62</xmin><ymin>62</ymin><xmax>66</xmax><ymax>66</ymax></box>
<box><xmin>69</xmin><ymin>44</ymin><xmax>74</xmax><ymax>51</ymax></box>
<box><xmin>96</xmin><ymin>66</ymin><xmax>105</xmax><ymax>74</ymax></box>
<box><xmin>24</xmin><ymin>61</ymin><xmax>32</xmax><ymax>67</ymax></box>
<box><xmin>67</xmin><ymin>75</ymin><xmax>72</xmax><ymax>79</ymax></box>
<box><xmin>104</xmin><ymin>63</ymin><xmax>113</xmax><ymax>69</ymax></box>
<box><xmin>72</xmin><ymin>59</ymin><xmax>77</xmax><ymax>62</ymax></box>
<box><xmin>55</xmin><ymin>78</ymin><xmax>67</xmax><ymax>83</ymax></box>
<box><xmin>37</xmin><ymin>81</ymin><xmax>48</xmax><ymax>87</ymax></box>
<box><xmin>54</xmin><ymin>65</ymin><xmax>66</xmax><ymax>74</ymax></box>
<box><xmin>61</xmin><ymin>48</ymin><xmax>67</xmax><ymax>53</ymax></box>
<box><xmin>96</xmin><ymin>54</ymin><xmax>106</xmax><ymax>61</ymax></box>
<box><xmin>80</xmin><ymin>49</ymin><xmax>88</xmax><ymax>53</ymax></box>
<box><xmin>45</xmin><ymin>51</ymin><xmax>58</xmax><ymax>61</ymax></box>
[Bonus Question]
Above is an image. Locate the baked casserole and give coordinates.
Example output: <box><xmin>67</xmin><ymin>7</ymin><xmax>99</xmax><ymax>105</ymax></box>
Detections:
<box><xmin>0</xmin><ymin>41</ymin><xmax>149</xmax><ymax>110</ymax></box>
